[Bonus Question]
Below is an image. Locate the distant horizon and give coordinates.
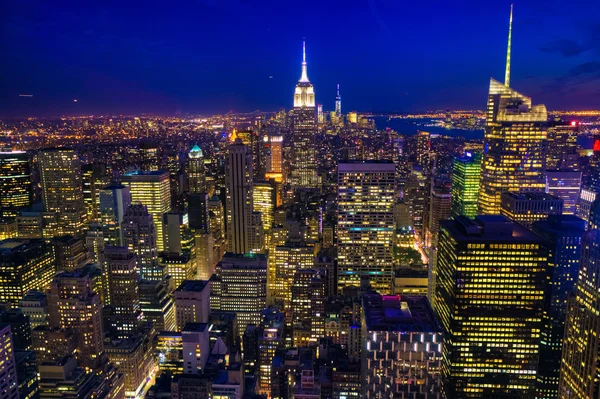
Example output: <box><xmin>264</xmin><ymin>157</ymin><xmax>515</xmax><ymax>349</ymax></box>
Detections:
<box><xmin>3</xmin><ymin>0</ymin><xmax>600</xmax><ymax>117</ymax></box>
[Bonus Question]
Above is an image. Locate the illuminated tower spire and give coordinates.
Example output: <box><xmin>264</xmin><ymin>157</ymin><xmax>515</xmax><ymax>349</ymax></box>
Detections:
<box><xmin>504</xmin><ymin>4</ymin><xmax>513</xmax><ymax>87</ymax></box>
<box><xmin>299</xmin><ymin>40</ymin><xmax>309</xmax><ymax>83</ymax></box>
<box><xmin>335</xmin><ymin>84</ymin><xmax>341</xmax><ymax>118</ymax></box>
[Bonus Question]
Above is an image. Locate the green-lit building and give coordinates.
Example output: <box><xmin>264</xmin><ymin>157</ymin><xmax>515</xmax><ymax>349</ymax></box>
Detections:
<box><xmin>451</xmin><ymin>152</ymin><xmax>481</xmax><ymax>219</ymax></box>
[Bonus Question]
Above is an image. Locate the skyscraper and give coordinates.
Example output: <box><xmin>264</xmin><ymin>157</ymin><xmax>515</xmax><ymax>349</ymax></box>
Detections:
<box><xmin>270</xmin><ymin>243</ymin><xmax>314</xmax><ymax>311</ymax></box>
<box><xmin>478</xmin><ymin>6</ymin><xmax>548</xmax><ymax>214</ymax></box>
<box><xmin>225</xmin><ymin>140</ymin><xmax>253</xmax><ymax>254</ymax></box>
<box><xmin>500</xmin><ymin>191</ymin><xmax>563</xmax><ymax>229</ymax></box>
<box><xmin>335</xmin><ymin>84</ymin><xmax>341</xmax><ymax>119</ymax></box>
<box><xmin>546</xmin><ymin>171</ymin><xmax>582</xmax><ymax>215</ymax></box>
<box><xmin>531</xmin><ymin>216</ymin><xmax>586</xmax><ymax>397</ymax></box>
<box><xmin>291</xmin><ymin>268</ymin><xmax>325</xmax><ymax>346</ymax></box>
<box><xmin>187</xmin><ymin>144</ymin><xmax>206</xmax><ymax>194</ymax></box>
<box><xmin>122</xmin><ymin>170</ymin><xmax>171</xmax><ymax>251</ymax></box>
<box><xmin>122</xmin><ymin>204</ymin><xmax>161</xmax><ymax>281</ymax></box>
<box><xmin>266</xmin><ymin>135</ymin><xmax>283</xmax><ymax>183</ymax></box>
<box><xmin>103</xmin><ymin>246</ymin><xmax>142</xmax><ymax>338</ymax></box>
<box><xmin>451</xmin><ymin>152</ymin><xmax>481</xmax><ymax>219</ymax></box>
<box><xmin>212</xmin><ymin>253</ymin><xmax>267</xmax><ymax>337</ymax></box>
<box><xmin>0</xmin><ymin>151</ymin><xmax>31</xmax><ymax>220</ymax></box>
<box><xmin>48</xmin><ymin>265</ymin><xmax>104</xmax><ymax>370</ymax></box>
<box><xmin>362</xmin><ymin>293</ymin><xmax>442</xmax><ymax>398</ymax></box>
<box><xmin>337</xmin><ymin>161</ymin><xmax>395</xmax><ymax>293</ymax></box>
<box><xmin>291</xmin><ymin>41</ymin><xmax>317</xmax><ymax>188</ymax></box>
<box><xmin>0</xmin><ymin>323</ymin><xmax>19</xmax><ymax>399</ymax></box>
<box><xmin>435</xmin><ymin>215</ymin><xmax>548</xmax><ymax>397</ymax></box>
<box><xmin>558</xmin><ymin>229</ymin><xmax>600</xmax><ymax>398</ymax></box>
<box><xmin>38</xmin><ymin>149</ymin><xmax>86</xmax><ymax>237</ymax></box>
<box><xmin>0</xmin><ymin>239</ymin><xmax>54</xmax><ymax>307</ymax></box>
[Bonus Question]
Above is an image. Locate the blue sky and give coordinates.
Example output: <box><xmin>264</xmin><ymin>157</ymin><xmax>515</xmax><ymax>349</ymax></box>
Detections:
<box><xmin>1</xmin><ymin>0</ymin><xmax>599</xmax><ymax>116</ymax></box>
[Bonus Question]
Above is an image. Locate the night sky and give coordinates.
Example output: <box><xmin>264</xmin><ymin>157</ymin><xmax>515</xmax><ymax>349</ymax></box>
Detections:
<box><xmin>2</xmin><ymin>0</ymin><xmax>600</xmax><ymax>117</ymax></box>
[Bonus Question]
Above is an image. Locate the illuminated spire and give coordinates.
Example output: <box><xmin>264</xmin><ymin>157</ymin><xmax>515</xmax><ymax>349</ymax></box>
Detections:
<box><xmin>335</xmin><ymin>84</ymin><xmax>342</xmax><ymax>117</ymax></box>
<box><xmin>504</xmin><ymin>4</ymin><xmax>513</xmax><ymax>88</ymax></box>
<box><xmin>299</xmin><ymin>40</ymin><xmax>309</xmax><ymax>83</ymax></box>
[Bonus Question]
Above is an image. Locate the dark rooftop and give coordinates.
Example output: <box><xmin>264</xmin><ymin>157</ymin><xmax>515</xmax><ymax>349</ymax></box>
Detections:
<box><xmin>362</xmin><ymin>292</ymin><xmax>441</xmax><ymax>333</ymax></box>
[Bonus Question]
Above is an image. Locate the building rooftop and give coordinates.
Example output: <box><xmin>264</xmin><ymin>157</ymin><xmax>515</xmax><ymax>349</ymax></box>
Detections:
<box><xmin>441</xmin><ymin>215</ymin><xmax>545</xmax><ymax>243</ymax></box>
<box><xmin>183</xmin><ymin>323</ymin><xmax>208</xmax><ymax>333</ymax></box>
<box><xmin>363</xmin><ymin>292</ymin><xmax>441</xmax><ymax>333</ymax></box>
<box><xmin>501</xmin><ymin>191</ymin><xmax>563</xmax><ymax>202</ymax></box>
<box><xmin>175</xmin><ymin>279</ymin><xmax>210</xmax><ymax>293</ymax></box>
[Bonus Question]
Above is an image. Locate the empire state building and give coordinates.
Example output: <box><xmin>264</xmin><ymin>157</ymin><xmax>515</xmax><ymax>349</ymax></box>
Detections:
<box><xmin>291</xmin><ymin>41</ymin><xmax>318</xmax><ymax>188</ymax></box>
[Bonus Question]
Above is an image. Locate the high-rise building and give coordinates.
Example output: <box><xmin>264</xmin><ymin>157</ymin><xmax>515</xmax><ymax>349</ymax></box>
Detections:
<box><xmin>48</xmin><ymin>265</ymin><xmax>104</xmax><ymax>370</ymax></box>
<box><xmin>257</xmin><ymin>309</ymin><xmax>285</xmax><ymax>397</ymax></box>
<box><xmin>451</xmin><ymin>152</ymin><xmax>481</xmax><ymax>219</ymax></box>
<box><xmin>122</xmin><ymin>204</ymin><xmax>162</xmax><ymax>280</ymax></box>
<box><xmin>531</xmin><ymin>216</ymin><xmax>586</xmax><ymax>398</ymax></box>
<box><xmin>478</xmin><ymin>7</ymin><xmax>548</xmax><ymax>214</ymax></box>
<box><xmin>291</xmin><ymin>268</ymin><xmax>325</xmax><ymax>347</ymax></box>
<box><xmin>435</xmin><ymin>215</ymin><xmax>548</xmax><ymax>397</ymax></box>
<box><xmin>139</xmin><ymin>280</ymin><xmax>176</xmax><ymax>333</ymax></box>
<box><xmin>416</xmin><ymin>131</ymin><xmax>430</xmax><ymax>171</ymax></box>
<box><xmin>335</xmin><ymin>84</ymin><xmax>342</xmax><ymax>119</ymax></box>
<box><xmin>0</xmin><ymin>323</ymin><xmax>19</xmax><ymax>399</ymax></box>
<box><xmin>212</xmin><ymin>253</ymin><xmax>267</xmax><ymax>337</ymax></box>
<box><xmin>270</xmin><ymin>243</ymin><xmax>314</xmax><ymax>311</ymax></box>
<box><xmin>81</xmin><ymin>163</ymin><xmax>110</xmax><ymax>223</ymax></box>
<box><xmin>558</xmin><ymin>229</ymin><xmax>600</xmax><ymax>398</ymax></box>
<box><xmin>577</xmin><ymin>188</ymin><xmax>598</xmax><ymax>224</ymax></box>
<box><xmin>174</xmin><ymin>280</ymin><xmax>210</xmax><ymax>331</ymax></box>
<box><xmin>500</xmin><ymin>191</ymin><xmax>563</xmax><ymax>229</ymax></box>
<box><xmin>225</xmin><ymin>140</ymin><xmax>253</xmax><ymax>254</ymax></box>
<box><xmin>19</xmin><ymin>290</ymin><xmax>48</xmax><ymax>329</ymax></box>
<box><xmin>253</xmin><ymin>181</ymin><xmax>275</xmax><ymax>233</ymax></box>
<box><xmin>0</xmin><ymin>151</ymin><xmax>31</xmax><ymax>220</ymax></box>
<box><xmin>546</xmin><ymin>171</ymin><xmax>582</xmax><ymax>215</ymax></box>
<box><xmin>291</xmin><ymin>41</ymin><xmax>317</xmax><ymax>188</ymax></box>
<box><xmin>0</xmin><ymin>239</ymin><xmax>54</xmax><ymax>307</ymax></box>
<box><xmin>362</xmin><ymin>293</ymin><xmax>442</xmax><ymax>398</ymax></box>
<box><xmin>266</xmin><ymin>136</ymin><xmax>283</xmax><ymax>183</ymax></box>
<box><xmin>187</xmin><ymin>144</ymin><xmax>206</xmax><ymax>194</ymax></box>
<box><xmin>38</xmin><ymin>149</ymin><xmax>86</xmax><ymax>237</ymax></box>
<box><xmin>546</xmin><ymin>121</ymin><xmax>580</xmax><ymax>171</ymax></box>
<box><xmin>122</xmin><ymin>170</ymin><xmax>171</xmax><ymax>251</ymax></box>
<box><xmin>99</xmin><ymin>183</ymin><xmax>131</xmax><ymax>227</ymax></box>
<box><xmin>337</xmin><ymin>161</ymin><xmax>395</xmax><ymax>293</ymax></box>
<box><xmin>103</xmin><ymin>246</ymin><xmax>142</xmax><ymax>339</ymax></box>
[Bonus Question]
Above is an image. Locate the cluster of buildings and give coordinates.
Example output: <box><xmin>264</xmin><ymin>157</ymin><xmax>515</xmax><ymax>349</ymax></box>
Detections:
<box><xmin>0</xmin><ymin>7</ymin><xmax>600</xmax><ymax>399</ymax></box>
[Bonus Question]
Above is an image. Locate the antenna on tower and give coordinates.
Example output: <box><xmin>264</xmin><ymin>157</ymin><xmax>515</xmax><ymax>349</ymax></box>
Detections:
<box><xmin>504</xmin><ymin>4</ymin><xmax>513</xmax><ymax>88</ymax></box>
<box><xmin>302</xmin><ymin>39</ymin><xmax>306</xmax><ymax>64</ymax></box>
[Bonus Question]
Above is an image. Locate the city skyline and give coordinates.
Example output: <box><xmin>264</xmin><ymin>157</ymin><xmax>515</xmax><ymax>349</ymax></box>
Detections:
<box><xmin>3</xmin><ymin>0</ymin><xmax>600</xmax><ymax>117</ymax></box>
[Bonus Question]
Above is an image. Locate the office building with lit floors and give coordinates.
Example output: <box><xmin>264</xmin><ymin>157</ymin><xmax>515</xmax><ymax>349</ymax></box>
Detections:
<box><xmin>48</xmin><ymin>265</ymin><xmax>105</xmax><ymax>370</ymax></box>
<box><xmin>451</xmin><ymin>152</ymin><xmax>481</xmax><ymax>219</ymax></box>
<box><xmin>0</xmin><ymin>151</ymin><xmax>32</xmax><ymax>220</ymax></box>
<box><xmin>0</xmin><ymin>239</ymin><xmax>55</xmax><ymax>308</ymax></box>
<box><xmin>38</xmin><ymin>148</ymin><xmax>86</xmax><ymax>238</ymax></box>
<box><xmin>290</xmin><ymin>41</ymin><xmax>318</xmax><ymax>188</ymax></box>
<box><xmin>0</xmin><ymin>323</ymin><xmax>19</xmax><ymax>399</ymax></box>
<box><xmin>558</xmin><ymin>229</ymin><xmax>600</xmax><ymax>398</ymax></box>
<box><xmin>103</xmin><ymin>246</ymin><xmax>142</xmax><ymax>339</ymax></box>
<box><xmin>337</xmin><ymin>161</ymin><xmax>395</xmax><ymax>293</ymax></box>
<box><xmin>122</xmin><ymin>204</ymin><xmax>162</xmax><ymax>280</ymax></box>
<box><xmin>211</xmin><ymin>253</ymin><xmax>267</xmax><ymax>338</ymax></box>
<box><xmin>478</xmin><ymin>6</ymin><xmax>548</xmax><ymax>216</ymax></box>
<box><xmin>531</xmin><ymin>216</ymin><xmax>586</xmax><ymax>398</ymax></box>
<box><xmin>361</xmin><ymin>292</ymin><xmax>442</xmax><ymax>398</ymax></box>
<box><xmin>500</xmin><ymin>191</ymin><xmax>563</xmax><ymax>229</ymax></box>
<box><xmin>122</xmin><ymin>170</ymin><xmax>171</xmax><ymax>251</ymax></box>
<box><xmin>225</xmin><ymin>140</ymin><xmax>254</xmax><ymax>254</ymax></box>
<box><xmin>435</xmin><ymin>215</ymin><xmax>548</xmax><ymax>398</ymax></box>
